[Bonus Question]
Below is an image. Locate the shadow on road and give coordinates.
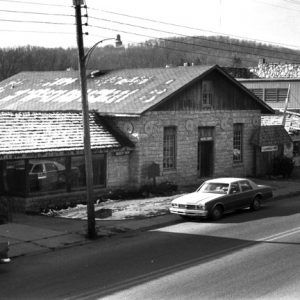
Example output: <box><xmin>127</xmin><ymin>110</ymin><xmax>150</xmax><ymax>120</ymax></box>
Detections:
<box><xmin>183</xmin><ymin>197</ymin><xmax>300</xmax><ymax>224</ymax></box>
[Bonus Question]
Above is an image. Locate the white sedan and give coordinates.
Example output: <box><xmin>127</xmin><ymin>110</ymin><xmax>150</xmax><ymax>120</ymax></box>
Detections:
<box><xmin>170</xmin><ymin>178</ymin><xmax>273</xmax><ymax>220</ymax></box>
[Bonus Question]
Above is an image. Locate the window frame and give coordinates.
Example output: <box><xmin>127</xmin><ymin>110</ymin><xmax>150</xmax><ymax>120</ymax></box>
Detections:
<box><xmin>202</xmin><ymin>81</ymin><xmax>213</xmax><ymax>109</ymax></box>
<box><xmin>265</xmin><ymin>88</ymin><xmax>288</xmax><ymax>102</ymax></box>
<box><xmin>233</xmin><ymin>123</ymin><xmax>243</xmax><ymax>163</ymax></box>
<box><xmin>163</xmin><ymin>126</ymin><xmax>177</xmax><ymax>170</ymax></box>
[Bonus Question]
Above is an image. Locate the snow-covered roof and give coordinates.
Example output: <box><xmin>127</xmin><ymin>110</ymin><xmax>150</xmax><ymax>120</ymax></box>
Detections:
<box><xmin>0</xmin><ymin>111</ymin><xmax>133</xmax><ymax>158</ymax></box>
<box><xmin>0</xmin><ymin>65</ymin><xmax>273</xmax><ymax>115</ymax></box>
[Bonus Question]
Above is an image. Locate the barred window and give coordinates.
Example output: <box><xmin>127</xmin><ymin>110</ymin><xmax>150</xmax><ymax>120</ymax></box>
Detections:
<box><xmin>163</xmin><ymin>127</ymin><xmax>177</xmax><ymax>169</ymax></box>
<box><xmin>233</xmin><ymin>124</ymin><xmax>243</xmax><ymax>163</ymax></box>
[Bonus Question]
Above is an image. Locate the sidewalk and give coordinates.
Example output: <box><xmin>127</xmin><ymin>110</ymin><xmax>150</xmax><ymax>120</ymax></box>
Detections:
<box><xmin>0</xmin><ymin>178</ymin><xmax>299</xmax><ymax>259</ymax></box>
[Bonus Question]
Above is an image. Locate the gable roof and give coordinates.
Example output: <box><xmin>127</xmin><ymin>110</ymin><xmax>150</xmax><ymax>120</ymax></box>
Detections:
<box><xmin>0</xmin><ymin>65</ymin><xmax>273</xmax><ymax>115</ymax></box>
<box><xmin>0</xmin><ymin>111</ymin><xmax>133</xmax><ymax>159</ymax></box>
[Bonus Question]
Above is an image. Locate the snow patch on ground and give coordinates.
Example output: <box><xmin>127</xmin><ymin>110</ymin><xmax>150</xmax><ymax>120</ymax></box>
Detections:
<box><xmin>45</xmin><ymin>195</ymin><xmax>179</xmax><ymax>220</ymax></box>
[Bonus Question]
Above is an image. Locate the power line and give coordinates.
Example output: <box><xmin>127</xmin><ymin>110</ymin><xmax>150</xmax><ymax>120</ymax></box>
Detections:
<box><xmin>88</xmin><ymin>24</ymin><xmax>296</xmax><ymax>64</ymax></box>
<box><xmin>89</xmin><ymin>15</ymin><xmax>300</xmax><ymax>61</ymax></box>
<box><xmin>0</xmin><ymin>0</ymin><xmax>70</xmax><ymax>8</ymax></box>
<box><xmin>0</xmin><ymin>8</ymin><xmax>73</xmax><ymax>18</ymax></box>
<box><xmin>0</xmin><ymin>18</ymin><xmax>74</xmax><ymax>26</ymax></box>
<box><xmin>91</xmin><ymin>7</ymin><xmax>300</xmax><ymax>50</ymax></box>
<box><xmin>0</xmin><ymin>29</ymin><xmax>75</xmax><ymax>35</ymax></box>
<box><xmin>254</xmin><ymin>0</ymin><xmax>300</xmax><ymax>12</ymax></box>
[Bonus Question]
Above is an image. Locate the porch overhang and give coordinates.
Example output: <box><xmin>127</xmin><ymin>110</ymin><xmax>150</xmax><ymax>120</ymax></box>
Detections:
<box><xmin>251</xmin><ymin>125</ymin><xmax>292</xmax><ymax>147</ymax></box>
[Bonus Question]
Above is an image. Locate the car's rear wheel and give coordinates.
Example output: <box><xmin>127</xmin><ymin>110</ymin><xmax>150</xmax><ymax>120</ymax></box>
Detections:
<box><xmin>210</xmin><ymin>205</ymin><xmax>223</xmax><ymax>220</ymax></box>
<box><xmin>250</xmin><ymin>197</ymin><xmax>261</xmax><ymax>211</ymax></box>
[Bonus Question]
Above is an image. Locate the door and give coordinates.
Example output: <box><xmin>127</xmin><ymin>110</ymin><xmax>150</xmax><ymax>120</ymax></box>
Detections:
<box><xmin>198</xmin><ymin>127</ymin><xmax>214</xmax><ymax>178</ymax></box>
<box><xmin>198</xmin><ymin>141</ymin><xmax>214</xmax><ymax>177</ymax></box>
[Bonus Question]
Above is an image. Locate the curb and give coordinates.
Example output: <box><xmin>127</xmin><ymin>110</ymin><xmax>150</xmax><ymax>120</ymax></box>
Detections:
<box><xmin>6</xmin><ymin>189</ymin><xmax>300</xmax><ymax>260</ymax></box>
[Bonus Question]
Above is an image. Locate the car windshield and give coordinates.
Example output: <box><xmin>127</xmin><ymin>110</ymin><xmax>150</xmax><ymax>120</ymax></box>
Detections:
<box><xmin>198</xmin><ymin>182</ymin><xmax>229</xmax><ymax>194</ymax></box>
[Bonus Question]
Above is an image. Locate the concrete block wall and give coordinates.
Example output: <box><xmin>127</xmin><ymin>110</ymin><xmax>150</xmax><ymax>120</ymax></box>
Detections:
<box><xmin>106</xmin><ymin>153</ymin><xmax>131</xmax><ymax>188</ymax></box>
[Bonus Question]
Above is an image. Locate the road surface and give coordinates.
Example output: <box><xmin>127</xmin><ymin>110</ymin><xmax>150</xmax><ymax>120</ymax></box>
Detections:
<box><xmin>0</xmin><ymin>196</ymin><xmax>299</xmax><ymax>299</ymax></box>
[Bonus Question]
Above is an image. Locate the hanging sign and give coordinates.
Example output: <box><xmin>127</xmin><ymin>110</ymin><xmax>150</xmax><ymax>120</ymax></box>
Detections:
<box><xmin>261</xmin><ymin>145</ymin><xmax>278</xmax><ymax>152</ymax></box>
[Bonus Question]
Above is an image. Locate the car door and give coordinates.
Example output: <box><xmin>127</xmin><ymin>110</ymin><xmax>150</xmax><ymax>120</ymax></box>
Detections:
<box><xmin>237</xmin><ymin>180</ymin><xmax>255</xmax><ymax>207</ymax></box>
<box><xmin>223</xmin><ymin>182</ymin><xmax>241</xmax><ymax>211</ymax></box>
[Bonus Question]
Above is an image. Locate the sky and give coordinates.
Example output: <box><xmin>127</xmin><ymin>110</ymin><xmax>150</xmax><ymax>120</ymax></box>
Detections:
<box><xmin>0</xmin><ymin>0</ymin><xmax>300</xmax><ymax>50</ymax></box>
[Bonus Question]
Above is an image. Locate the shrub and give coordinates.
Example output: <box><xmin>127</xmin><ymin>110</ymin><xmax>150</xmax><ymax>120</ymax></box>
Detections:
<box><xmin>140</xmin><ymin>181</ymin><xmax>178</xmax><ymax>196</ymax></box>
<box><xmin>272</xmin><ymin>155</ymin><xmax>294</xmax><ymax>178</ymax></box>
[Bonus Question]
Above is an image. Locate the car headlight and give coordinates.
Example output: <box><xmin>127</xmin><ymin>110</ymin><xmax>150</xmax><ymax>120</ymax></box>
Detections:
<box><xmin>197</xmin><ymin>204</ymin><xmax>205</xmax><ymax>210</ymax></box>
<box><xmin>171</xmin><ymin>203</ymin><xmax>178</xmax><ymax>207</ymax></box>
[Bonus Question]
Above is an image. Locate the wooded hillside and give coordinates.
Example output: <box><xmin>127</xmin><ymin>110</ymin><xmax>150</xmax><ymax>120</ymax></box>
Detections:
<box><xmin>1</xmin><ymin>35</ymin><xmax>300</xmax><ymax>81</ymax></box>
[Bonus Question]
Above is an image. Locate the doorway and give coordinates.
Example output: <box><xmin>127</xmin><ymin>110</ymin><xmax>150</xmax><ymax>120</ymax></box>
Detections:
<box><xmin>198</xmin><ymin>127</ymin><xmax>214</xmax><ymax>178</ymax></box>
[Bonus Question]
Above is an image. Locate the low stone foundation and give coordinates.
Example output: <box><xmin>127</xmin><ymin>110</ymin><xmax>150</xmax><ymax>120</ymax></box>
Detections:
<box><xmin>9</xmin><ymin>189</ymin><xmax>107</xmax><ymax>214</ymax></box>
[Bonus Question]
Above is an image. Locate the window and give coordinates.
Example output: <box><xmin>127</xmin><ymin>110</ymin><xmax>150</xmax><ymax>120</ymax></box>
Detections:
<box><xmin>233</xmin><ymin>124</ymin><xmax>243</xmax><ymax>163</ymax></box>
<box><xmin>229</xmin><ymin>182</ymin><xmax>240</xmax><ymax>194</ymax></box>
<box><xmin>265</xmin><ymin>88</ymin><xmax>288</xmax><ymax>102</ymax></box>
<box><xmin>249</xmin><ymin>88</ymin><xmax>263</xmax><ymax>100</ymax></box>
<box><xmin>163</xmin><ymin>127</ymin><xmax>177</xmax><ymax>170</ymax></box>
<box><xmin>202</xmin><ymin>81</ymin><xmax>213</xmax><ymax>109</ymax></box>
<box><xmin>239</xmin><ymin>180</ymin><xmax>253</xmax><ymax>192</ymax></box>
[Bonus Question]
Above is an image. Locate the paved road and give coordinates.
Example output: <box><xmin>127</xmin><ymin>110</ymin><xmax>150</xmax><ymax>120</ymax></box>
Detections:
<box><xmin>1</xmin><ymin>196</ymin><xmax>299</xmax><ymax>299</ymax></box>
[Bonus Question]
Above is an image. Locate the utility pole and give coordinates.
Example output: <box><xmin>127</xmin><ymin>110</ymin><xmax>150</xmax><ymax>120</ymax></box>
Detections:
<box><xmin>73</xmin><ymin>0</ymin><xmax>96</xmax><ymax>239</ymax></box>
<box><xmin>282</xmin><ymin>84</ymin><xmax>291</xmax><ymax>128</ymax></box>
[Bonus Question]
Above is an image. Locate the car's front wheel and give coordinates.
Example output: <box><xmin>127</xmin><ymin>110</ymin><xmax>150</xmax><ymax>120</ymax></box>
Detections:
<box><xmin>210</xmin><ymin>205</ymin><xmax>223</xmax><ymax>220</ymax></box>
<box><xmin>250</xmin><ymin>197</ymin><xmax>261</xmax><ymax>211</ymax></box>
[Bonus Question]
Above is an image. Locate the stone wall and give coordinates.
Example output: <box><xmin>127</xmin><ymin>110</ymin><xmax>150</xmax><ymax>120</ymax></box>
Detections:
<box><xmin>10</xmin><ymin>188</ymin><xmax>109</xmax><ymax>213</ymax></box>
<box><xmin>250</xmin><ymin>62</ymin><xmax>300</xmax><ymax>78</ymax></box>
<box><xmin>116</xmin><ymin>110</ymin><xmax>260</xmax><ymax>188</ymax></box>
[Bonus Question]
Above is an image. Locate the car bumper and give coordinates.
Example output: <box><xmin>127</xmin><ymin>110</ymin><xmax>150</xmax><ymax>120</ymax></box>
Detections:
<box><xmin>0</xmin><ymin>242</ymin><xmax>10</xmax><ymax>264</ymax></box>
<box><xmin>169</xmin><ymin>207</ymin><xmax>208</xmax><ymax>217</ymax></box>
<box><xmin>0</xmin><ymin>257</ymin><xmax>11</xmax><ymax>264</ymax></box>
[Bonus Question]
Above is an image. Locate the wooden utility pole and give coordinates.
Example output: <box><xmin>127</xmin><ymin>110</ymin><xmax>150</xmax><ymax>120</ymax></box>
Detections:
<box><xmin>282</xmin><ymin>84</ymin><xmax>291</xmax><ymax>128</ymax></box>
<box><xmin>73</xmin><ymin>0</ymin><xmax>96</xmax><ymax>239</ymax></box>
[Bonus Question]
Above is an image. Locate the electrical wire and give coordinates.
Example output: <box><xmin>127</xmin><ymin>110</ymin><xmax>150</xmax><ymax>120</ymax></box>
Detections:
<box><xmin>0</xmin><ymin>29</ymin><xmax>75</xmax><ymax>35</ymax></box>
<box><xmin>91</xmin><ymin>7</ymin><xmax>300</xmax><ymax>50</ymax></box>
<box><xmin>0</xmin><ymin>8</ymin><xmax>74</xmax><ymax>18</ymax></box>
<box><xmin>254</xmin><ymin>0</ymin><xmax>300</xmax><ymax>11</ymax></box>
<box><xmin>88</xmin><ymin>15</ymin><xmax>300</xmax><ymax>60</ymax></box>
<box><xmin>88</xmin><ymin>20</ymin><xmax>300</xmax><ymax>63</ymax></box>
<box><xmin>0</xmin><ymin>18</ymin><xmax>74</xmax><ymax>26</ymax></box>
<box><xmin>88</xmin><ymin>24</ymin><xmax>299</xmax><ymax>64</ymax></box>
<box><xmin>0</xmin><ymin>0</ymin><xmax>70</xmax><ymax>8</ymax></box>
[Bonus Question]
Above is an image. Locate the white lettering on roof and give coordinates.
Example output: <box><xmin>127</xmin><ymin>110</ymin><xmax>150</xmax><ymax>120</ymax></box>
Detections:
<box><xmin>42</xmin><ymin>78</ymin><xmax>77</xmax><ymax>87</ymax></box>
<box><xmin>165</xmin><ymin>79</ymin><xmax>175</xmax><ymax>85</ymax></box>
<box><xmin>0</xmin><ymin>89</ymin><xmax>31</xmax><ymax>103</ymax></box>
<box><xmin>88</xmin><ymin>88</ymin><xmax>139</xmax><ymax>104</ymax></box>
<box><xmin>144</xmin><ymin>95</ymin><xmax>156</xmax><ymax>102</ymax></box>
<box><xmin>95</xmin><ymin>76</ymin><xmax>152</xmax><ymax>86</ymax></box>
<box><xmin>150</xmin><ymin>88</ymin><xmax>167</xmax><ymax>95</ymax></box>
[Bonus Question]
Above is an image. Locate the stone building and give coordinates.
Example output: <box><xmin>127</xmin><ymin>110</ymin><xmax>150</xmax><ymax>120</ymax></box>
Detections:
<box><xmin>0</xmin><ymin>65</ymin><xmax>274</xmax><ymax>212</ymax></box>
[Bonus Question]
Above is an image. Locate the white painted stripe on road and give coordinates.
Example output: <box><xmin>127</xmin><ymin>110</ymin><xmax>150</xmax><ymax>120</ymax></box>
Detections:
<box><xmin>65</xmin><ymin>226</ymin><xmax>300</xmax><ymax>300</ymax></box>
<box><xmin>258</xmin><ymin>226</ymin><xmax>300</xmax><ymax>242</ymax></box>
